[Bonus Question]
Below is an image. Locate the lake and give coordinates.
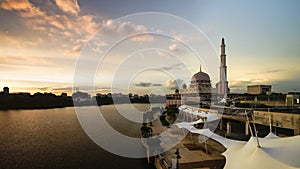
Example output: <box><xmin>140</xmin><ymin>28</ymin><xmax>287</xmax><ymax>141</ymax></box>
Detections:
<box><xmin>0</xmin><ymin>104</ymin><xmax>156</xmax><ymax>169</ymax></box>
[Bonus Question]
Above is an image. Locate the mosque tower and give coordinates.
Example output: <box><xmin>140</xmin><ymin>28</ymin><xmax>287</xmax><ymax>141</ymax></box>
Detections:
<box><xmin>218</xmin><ymin>38</ymin><xmax>229</xmax><ymax>98</ymax></box>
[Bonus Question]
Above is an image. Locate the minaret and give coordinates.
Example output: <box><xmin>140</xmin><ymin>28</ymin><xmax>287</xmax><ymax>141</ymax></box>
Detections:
<box><xmin>218</xmin><ymin>38</ymin><xmax>229</xmax><ymax>98</ymax></box>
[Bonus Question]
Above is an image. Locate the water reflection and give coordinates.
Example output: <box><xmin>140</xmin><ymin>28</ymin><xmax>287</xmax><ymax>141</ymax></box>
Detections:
<box><xmin>0</xmin><ymin>104</ymin><xmax>155</xmax><ymax>169</ymax></box>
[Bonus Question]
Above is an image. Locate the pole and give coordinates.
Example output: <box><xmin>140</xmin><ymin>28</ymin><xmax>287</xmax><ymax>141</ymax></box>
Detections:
<box><xmin>268</xmin><ymin>108</ymin><xmax>272</xmax><ymax>133</ymax></box>
<box><xmin>190</xmin><ymin>132</ymin><xmax>194</xmax><ymax>144</ymax></box>
<box><xmin>245</xmin><ymin>110</ymin><xmax>253</xmax><ymax>137</ymax></box>
<box><xmin>175</xmin><ymin>149</ymin><xmax>181</xmax><ymax>169</ymax></box>
<box><xmin>252</xmin><ymin>113</ymin><xmax>261</xmax><ymax>148</ymax></box>
<box><xmin>204</xmin><ymin>136</ymin><xmax>208</xmax><ymax>154</ymax></box>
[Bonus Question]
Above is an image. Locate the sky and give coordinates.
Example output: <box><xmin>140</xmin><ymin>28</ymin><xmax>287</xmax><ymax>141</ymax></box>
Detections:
<box><xmin>0</xmin><ymin>0</ymin><xmax>299</xmax><ymax>95</ymax></box>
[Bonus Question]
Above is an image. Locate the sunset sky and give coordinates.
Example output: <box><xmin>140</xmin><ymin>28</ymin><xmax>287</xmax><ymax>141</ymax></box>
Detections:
<box><xmin>0</xmin><ymin>0</ymin><xmax>299</xmax><ymax>95</ymax></box>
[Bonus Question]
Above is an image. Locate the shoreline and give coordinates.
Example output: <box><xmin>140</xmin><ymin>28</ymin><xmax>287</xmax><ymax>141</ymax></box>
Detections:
<box><xmin>0</xmin><ymin>102</ymin><xmax>158</xmax><ymax>111</ymax></box>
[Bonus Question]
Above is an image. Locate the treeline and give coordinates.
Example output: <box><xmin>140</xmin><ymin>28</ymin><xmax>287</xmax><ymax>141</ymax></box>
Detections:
<box><xmin>0</xmin><ymin>92</ymin><xmax>166</xmax><ymax>110</ymax></box>
<box><xmin>0</xmin><ymin>93</ymin><xmax>73</xmax><ymax>110</ymax></box>
<box><xmin>95</xmin><ymin>95</ymin><xmax>164</xmax><ymax>105</ymax></box>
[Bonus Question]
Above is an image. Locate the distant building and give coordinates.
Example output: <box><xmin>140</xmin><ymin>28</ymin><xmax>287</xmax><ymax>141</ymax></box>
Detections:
<box><xmin>3</xmin><ymin>87</ymin><xmax>9</xmax><ymax>95</ymax></box>
<box><xmin>166</xmin><ymin>89</ymin><xmax>181</xmax><ymax>106</ymax></box>
<box><xmin>72</xmin><ymin>91</ymin><xmax>91</xmax><ymax>102</ymax></box>
<box><xmin>286</xmin><ymin>92</ymin><xmax>300</xmax><ymax>106</ymax></box>
<box><xmin>247</xmin><ymin>85</ymin><xmax>272</xmax><ymax>94</ymax></box>
<box><xmin>60</xmin><ymin>93</ymin><xmax>68</xmax><ymax>97</ymax></box>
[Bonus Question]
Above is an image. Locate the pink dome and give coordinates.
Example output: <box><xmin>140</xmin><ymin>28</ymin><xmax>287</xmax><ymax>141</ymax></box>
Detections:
<box><xmin>191</xmin><ymin>71</ymin><xmax>210</xmax><ymax>82</ymax></box>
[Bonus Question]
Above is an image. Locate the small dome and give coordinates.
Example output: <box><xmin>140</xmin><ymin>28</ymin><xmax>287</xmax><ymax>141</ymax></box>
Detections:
<box><xmin>191</xmin><ymin>71</ymin><xmax>210</xmax><ymax>82</ymax></box>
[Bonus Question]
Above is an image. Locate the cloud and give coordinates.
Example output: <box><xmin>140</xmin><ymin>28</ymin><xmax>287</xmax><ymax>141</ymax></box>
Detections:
<box><xmin>63</xmin><ymin>31</ymin><xmax>72</xmax><ymax>38</ymax></box>
<box><xmin>96</xmin><ymin>87</ymin><xmax>119</xmax><ymax>90</ymax></box>
<box><xmin>230</xmin><ymin>80</ymin><xmax>251</xmax><ymax>86</ymax></box>
<box><xmin>263</xmin><ymin>69</ymin><xmax>284</xmax><ymax>74</ymax></box>
<box><xmin>32</xmin><ymin>26</ymin><xmax>46</xmax><ymax>31</ymax></box>
<box><xmin>134</xmin><ymin>82</ymin><xmax>163</xmax><ymax>87</ymax></box>
<box><xmin>0</xmin><ymin>0</ymin><xmax>101</xmax><ymax>50</ymax></box>
<box><xmin>55</xmin><ymin>0</ymin><xmax>80</xmax><ymax>15</ymax></box>
<box><xmin>0</xmin><ymin>0</ymin><xmax>47</xmax><ymax>19</ymax></box>
<box><xmin>151</xmin><ymin>83</ymin><xmax>163</xmax><ymax>87</ymax></box>
<box><xmin>0</xmin><ymin>55</ymin><xmax>55</xmax><ymax>67</ymax></box>
<box><xmin>165</xmin><ymin>79</ymin><xmax>184</xmax><ymax>90</ymax></box>
<box><xmin>103</xmin><ymin>20</ymin><xmax>153</xmax><ymax>42</ymax></box>
<box><xmin>229</xmin><ymin>78</ymin><xmax>271</xmax><ymax>93</ymax></box>
<box><xmin>272</xmin><ymin>80</ymin><xmax>300</xmax><ymax>93</ymax></box>
<box><xmin>229</xmin><ymin>78</ymin><xmax>300</xmax><ymax>94</ymax></box>
<box><xmin>157</xmin><ymin>50</ymin><xmax>167</xmax><ymax>57</ymax></box>
<box><xmin>0</xmin><ymin>79</ymin><xmax>72</xmax><ymax>92</ymax></box>
<box><xmin>48</xmin><ymin>19</ymin><xmax>65</xmax><ymax>30</ymax></box>
<box><xmin>168</xmin><ymin>44</ymin><xmax>178</xmax><ymax>51</ymax></box>
<box><xmin>168</xmin><ymin>43</ymin><xmax>186</xmax><ymax>53</ymax></box>
<box><xmin>0</xmin><ymin>0</ymin><xmax>31</xmax><ymax>10</ymax></box>
<box><xmin>52</xmin><ymin>86</ymin><xmax>73</xmax><ymax>91</ymax></box>
<box><xmin>0</xmin><ymin>32</ymin><xmax>21</xmax><ymax>46</ymax></box>
<box><xmin>65</xmin><ymin>44</ymin><xmax>82</xmax><ymax>56</ymax></box>
<box><xmin>23</xmin><ymin>41</ymin><xmax>38</xmax><ymax>46</ymax></box>
<box><xmin>0</xmin><ymin>0</ymin><xmax>51</xmax><ymax>30</ymax></box>
<box><xmin>131</xmin><ymin>34</ymin><xmax>154</xmax><ymax>42</ymax></box>
<box><xmin>0</xmin><ymin>0</ymin><xmax>153</xmax><ymax>63</ymax></box>
<box><xmin>117</xmin><ymin>21</ymin><xmax>147</xmax><ymax>34</ymax></box>
<box><xmin>135</xmin><ymin>82</ymin><xmax>152</xmax><ymax>87</ymax></box>
<box><xmin>246</xmin><ymin>69</ymin><xmax>284</xmax><ymax>75</ymax></box>
<box><xmin>171</xmin><ymin>32</ymin><xmax>207</xmax><ymax>43</ymax></box>
<box><xmin>36</xmin><ymin>87</ymin><xmax>50</xmax><ymax>91</ymax></box>
<box><xmin>72</xmin><ymin>14</ymin><xmax>100</xmax><ymax>35</ymax></box>
<box><xmin>0</xmin><ymin>0</ymin><xmax>51</xmax><ymax>37</ymax></box>
<box><xmin>160</xmin><ymin>63</ymin><xmax>185</xmax><ymax>71</ymax></box>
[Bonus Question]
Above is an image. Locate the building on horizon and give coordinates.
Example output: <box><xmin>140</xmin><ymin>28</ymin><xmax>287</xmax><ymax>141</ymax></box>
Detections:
<box><xmin>72</xmin><ymin>91</ymin><xmax>92</xmax><ymax>103</ymax></box>
<box><xmin>286</xmin><ymin>92</ymin><xmax>300</xmax><ymax>106</ymax></box>
<box><xmin>247</xmin><ymin>85</ymin><xmax>272</xmax><ymax>95</ymax></box>
<box><xmin>166</xmin><ymin>89</ymin><xmax>181</xmax><ymax>106</ymax></box>
<box><xmin>0</xmin><ymin>87</ymin><xmax>10</xmax><ymax>96</ymax></box>
<box><xmin>3</xmin><ymin>87</ymin><xmax>9</xmax><ymax>95</ymax></box>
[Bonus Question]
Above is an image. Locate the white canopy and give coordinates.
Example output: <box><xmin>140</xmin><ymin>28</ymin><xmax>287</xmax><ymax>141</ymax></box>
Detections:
<box><xmin>178</xmin><ymin>106</ymin><xmax>220</xmax><ymax>122</ymax></box>
<box><xmin>181</xmin><ymin>126</ymin><xmax>245</xmax><ymax>148</ymax></box>
<box><xmin>223</xmin><ymin>136</ymin><xmax>300</xmax><ymax>169</ymax></box>
<box><xmin>264</xmin><ymin>132</ymin><xmax>280</xmax><ymax>139</ymax></box>
<box><xmin>178</xmin><ymin>105</ymin><xmax>186</xmax><ymax>110</ymax></box>
<box><xmin>181</xmin><ymin>126</ymin><xmax>300</xmax><ymax>169</ymax></box>
<box><xmin>175</xmin><ymin>119</ymin><xmax>204</xmax><ymax>128</ymax></box>
<box><xmin>220</xmin><ymin>98</ymin><xmax>227</xmax><ymax>103</ymax></box>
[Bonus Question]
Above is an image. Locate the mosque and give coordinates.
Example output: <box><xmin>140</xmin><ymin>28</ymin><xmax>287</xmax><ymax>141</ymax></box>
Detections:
<box><xmin>166</xmin><ymin>38</ymin><xmax>229</xmax><ymax>106</ymax></box>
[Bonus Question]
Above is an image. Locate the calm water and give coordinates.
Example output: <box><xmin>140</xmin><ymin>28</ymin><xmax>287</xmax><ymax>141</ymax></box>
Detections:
<box><xmin>0</xmin><ymin>104</ymin><xmax>155</xmax><ymax>169</ymax></box>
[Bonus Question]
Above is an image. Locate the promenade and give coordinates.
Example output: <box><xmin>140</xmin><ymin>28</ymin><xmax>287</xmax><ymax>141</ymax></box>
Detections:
<box><xmin>147</xmin><ymin>117</ymin><xmax>226</xmax><ymax>169</ymax></box>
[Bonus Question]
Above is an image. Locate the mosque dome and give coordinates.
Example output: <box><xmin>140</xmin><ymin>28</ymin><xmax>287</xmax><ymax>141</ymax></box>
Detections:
<box><xmin>191</xmin><ymin>70</ymin><xmax>210</xmax><ymax>83</ymax></box>
<box><xmin>186</xmin><ymin>65</ymin><xmax>212</xmax><ymax>92</ymax></box>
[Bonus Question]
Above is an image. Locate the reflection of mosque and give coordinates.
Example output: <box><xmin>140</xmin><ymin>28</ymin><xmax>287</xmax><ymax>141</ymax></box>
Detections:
<box><xmin>166</xmin><ymin>38</ymin><xmax>229</xmax><ymax>106</ymax></box>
